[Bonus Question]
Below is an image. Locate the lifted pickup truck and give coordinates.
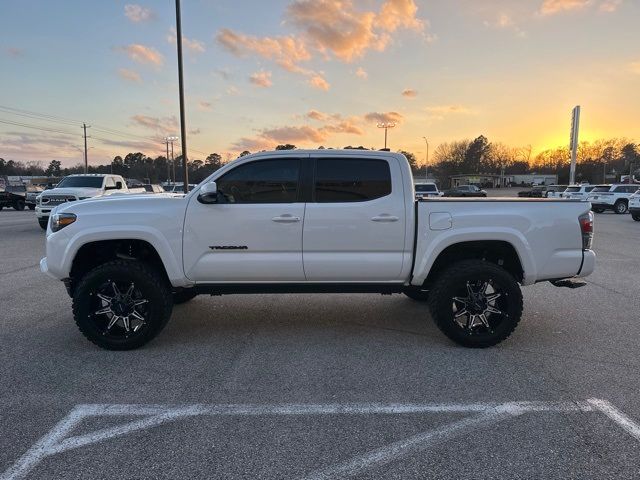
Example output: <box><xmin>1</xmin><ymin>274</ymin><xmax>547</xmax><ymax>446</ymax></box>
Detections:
<box><xmin>41</xmin><ymin>150</ymin><xmax>596</xmax><ymax>350</ymax></box>
<box><xmin>35</xmin><ymin>174</ymin><xmax>144</xmax><ymax>230</ymax></box>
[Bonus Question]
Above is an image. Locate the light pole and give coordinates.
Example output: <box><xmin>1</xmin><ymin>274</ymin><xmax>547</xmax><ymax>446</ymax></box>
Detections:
<box><xmin>175</xmin><ymin>0</ymin><xmax>189</xmax><ymax>193</ymax></box>
<box><xmin>422</xmin><ymin>136</ymin><xmax>429</xmax><ymax>180</ymax></box>
<box><xmin>164</xmin><ymin>136</ymin><xmax>178</xmax><ymax>183</ymax></box>
<box><xmin>377</xmin><ymin>122</ymin><xmax>395</xmax><ymax>150</ymax></box>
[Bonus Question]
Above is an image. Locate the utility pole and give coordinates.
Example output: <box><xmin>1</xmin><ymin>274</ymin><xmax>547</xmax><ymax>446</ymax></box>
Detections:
<box><xmin>377</xmin><ymin>122</ymin><xmax>395</xmax><ymax>150</ymax></box>
<box><xmin>171</xmin><ymin>139</ymin><xmax>176</xmax><ymax>183</ymax></box>
<box><xmin>82</xmin><ymin>123</ymin><xmax>91</xmax><ymax>173</ymax></box>
<box><xmin>422</xmin><ymin>137</ymin><xmax>429</xmax><ymax>180</ymax></box>
<box><xmin>165</xmin><ymin>138</ymin><xmax>170</xmax><ymax>183</ymax></box>
<box><xmin>175</xmin><ymin>0</ymin><xmax>189</xmax><ymax>193</ymax></box>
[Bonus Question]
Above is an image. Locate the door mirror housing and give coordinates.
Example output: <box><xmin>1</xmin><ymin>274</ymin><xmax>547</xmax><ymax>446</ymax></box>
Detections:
<box><xmin>198</xmin><ymin>181</ymin><xmax>218</xmax><ymax>204</ymax></box>
<box><xmin>115</xmin><ymin>181</ymin><xmax>123</xmax><ymax>190</ymax></box>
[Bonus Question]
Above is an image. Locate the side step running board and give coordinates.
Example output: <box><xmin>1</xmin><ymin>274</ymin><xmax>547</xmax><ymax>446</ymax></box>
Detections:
<box><xmin>550</xmin><ymin>278</ymin><xmax>588</xmax><ymax>289</ymax></box>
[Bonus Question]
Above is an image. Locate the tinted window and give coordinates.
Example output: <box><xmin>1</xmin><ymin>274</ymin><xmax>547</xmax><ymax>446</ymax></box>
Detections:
<box><xmin>415</xmin><ymin>184</ymin><xmax>436</xmax><ymax>192</ymax></box>
<box><xmin>217</xmin><ymin>159</ymin><xmax>300</xmax><ymax>203</ymax></box>
<box><xmin>57</xmin><ymin>176</ymin><xmax>104</xmax><ymax>188</ymax></box>
<box><xmin>585</xmin><ymin>186</ymin><xmax>595</xmax><ymax>192</ymax></box>
<box><xmin>592</xmin><ymin>186</ymin><xmax>611</xmax><ymax>192</ymax></box>
<box><xmin>315</xmin><ymin>158</ymin><xmax>391</xmax><ymax>202</ymax></box>
<box><xmin>459</xmin><ymin>186</ymin><xmax>470</xmax><ymax>191</ymax></box>
<box><xmin>565</xmin><ymin>187</ymin><xmax>580</xmax><ymax>192</ymax></box>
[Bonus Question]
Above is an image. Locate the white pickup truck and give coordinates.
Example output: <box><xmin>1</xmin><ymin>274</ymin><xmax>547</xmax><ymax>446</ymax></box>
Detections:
<box><xmin>35</xmin><ymin>174</ymin><xmax>143</xmax><ymax>230</ymax></box>
<box><xmin>40</xmin><ymin>150</ymin><xmax>596</xmax><ymax>350</ymax></box>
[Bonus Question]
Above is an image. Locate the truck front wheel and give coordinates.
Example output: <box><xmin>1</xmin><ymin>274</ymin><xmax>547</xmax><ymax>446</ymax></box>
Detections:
<box><xmin>428</xmin><ymin>260</ymin><xmax>523</xmax><ymax>348</ymax></box>
<box><xmin>38</xmin><ymin>218</ymin><xmax>48</xmax><ymax>230</ymax></box>
<box><xmin>403</xmin><ymin>287</ymin><xmax>430</xmax><ymax>302</ymax></box>
<box><xmin>72</xmin><ymin>259</ymin><xmax>173</xmax><ymax>350</ymax></box>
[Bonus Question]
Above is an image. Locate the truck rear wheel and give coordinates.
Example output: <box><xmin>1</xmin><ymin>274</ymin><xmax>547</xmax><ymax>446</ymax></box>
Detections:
<box><xmin>72</xmin><ymin>259</ymin><xmax>173</xmax><ymax>350</ymax></box>
<box><xmin>13</xmin><ymin>200</ymin><xmax>25</xmax><ymax>211</ymax></box>
<box><xmin>633</xmin><ymin>214</ymin><xmax>640</xmax><ymax>222</ymax></box>
<box><xmin>428</xmin><ymin>260</ymin><xmax>523</xmax><ymax>348</ymax></box>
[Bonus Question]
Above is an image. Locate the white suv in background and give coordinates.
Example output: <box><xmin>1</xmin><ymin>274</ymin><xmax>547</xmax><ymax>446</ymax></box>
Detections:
<box><xmin>563</xmin><ymin>185</ymin><xmax>595</xmax><ymax>200</ymax></box>
<box><xmin>586</xmin><ymin>184</ymin><xmax>639</xmax><ymax>214</ymax></box>
<box><xmin>414</xmin><ymin>182</ymin><xmax>443</xmax><ymax>199</ymax></box>
<box><xmin>629</xmin><ymin>191</ymin><xmax>640</xmax><ymax>221</ymax></box>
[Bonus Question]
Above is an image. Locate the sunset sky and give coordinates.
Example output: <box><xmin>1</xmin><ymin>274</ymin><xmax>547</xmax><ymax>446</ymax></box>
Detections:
<box><xmin>1</xmin><ymin>0</ymin><xmax>639</xmax><ymax>167</ymax></box>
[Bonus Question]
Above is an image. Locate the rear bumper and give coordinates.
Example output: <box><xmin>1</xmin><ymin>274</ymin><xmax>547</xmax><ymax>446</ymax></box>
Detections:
<box><xmin>629</xmin><ymin>207</ymin><xmax>640</xmax><ymax>215</ymax></box>
<box><xmin>577</xmin><ymin>249</ymin><xmax>596</xmax><ymax>278</ymax></box>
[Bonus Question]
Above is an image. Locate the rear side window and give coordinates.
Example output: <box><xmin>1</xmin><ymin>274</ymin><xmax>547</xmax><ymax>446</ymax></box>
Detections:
<box><xmin>314</xmin><ymin>158</ymin><xmax>391</xmax><ymax>203</ymax></box>
<box><xmin>217</xmin><ymin>159</ymin><xmax>300</xmax><ymax>204</ymax></box>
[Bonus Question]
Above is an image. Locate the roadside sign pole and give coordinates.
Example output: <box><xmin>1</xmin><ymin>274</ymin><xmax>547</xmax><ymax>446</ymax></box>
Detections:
<box><xmin>569</xmin><ymin>106</ymin><xmax>580</xmax><ymax>185</ymax></box>
<box><xmin>175</xmin><ymin>0</ymin><xmax>189</xmax><ymax>193</ymax></box>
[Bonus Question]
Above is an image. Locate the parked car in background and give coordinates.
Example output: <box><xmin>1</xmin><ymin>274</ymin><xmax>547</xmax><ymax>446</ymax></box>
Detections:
<box><xmin>443</xmin><ymin>185</ymin><xmax>487</xmax><ymax>197</ymax></box>
<box><xmin>414</xmin><ymin>182</ymin><xmax>443</xmax><ymax>199</ymax></box>
<box><xmin>518</xmin><ymin>185</ymin><xmax>547</xmax><ymax>198</ymax></box>
<box><xmin>0</xmin><ymin>183</ymin><xmax>27</xmax><ymax>211</ymax></box>
<box><xmin>142</xmin><ymin>184</ymin><xmax>165</xmax><ymax>194</ymax></box>
<box><xmin>629</xmin><ymin>191</ymin><xmax>640</xmax><ymax>221</ymax></box>
<box><xmin>562</xmin><ymin>185</ymin><xmax>595</xmax><ymax>200</ymax></box>
<box><xmin>36</xmin><ymin>174</ymin><xmax>143</xmax><ymax>230</ymax></box>
<box><xmin>163</xmin><ymin>184</ymin><xmax>197</xmax><ymax>193</ymax></box>
<box><xmin>586</xmin><ymin>184</ymin><xmax>640</xmax><ymax>214</ymax></box>
<box><xmin>26</xmin><ymin>185</ymin><xmax>44</xmax><ymax>210</ymax></box>
<box><xmin>545</xmin><ymin>185</ymin><xmax>568</xmax><ymax>198</ymax></box>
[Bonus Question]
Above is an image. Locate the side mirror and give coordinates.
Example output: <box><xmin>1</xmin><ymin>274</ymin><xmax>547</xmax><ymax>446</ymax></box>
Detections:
<box><xmin>198</xmin><ymin>181</ymin><xmax>218</xmax><ymax>204</ymax></box>
<box><xmin>115</xmin><ymin>181</ymin><xmax>123</xmax><ymax>190</ymax></box>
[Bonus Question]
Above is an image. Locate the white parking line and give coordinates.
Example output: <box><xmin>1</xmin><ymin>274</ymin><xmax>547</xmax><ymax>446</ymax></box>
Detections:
<box><xmin>1</xmin><ymin>399</ymin><xmax>638</xmax><ymax>480</ymax></box>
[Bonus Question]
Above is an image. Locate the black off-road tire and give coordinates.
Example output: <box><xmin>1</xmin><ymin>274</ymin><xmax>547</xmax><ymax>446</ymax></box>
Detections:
<box><xmin>173</xmin><ymin>289</ymin><xmax>199</xmax><ymax>304</ymax></box>
<box><xmin>38</xmin><ymin>218</ymin><xmax>48</xmax><ymax>230</ymax></box>
<box><xmin>592</xmin><ymin>208</ymin><xmax>605</xmax><ymax>214</ymax></box>
<box><xmin>632</xmin><ymin>214</ymin><xmax>640</xmax><ymax>222</ymax></box>
<box><xmin>403</xmin><ymin>287</ymin><xmax>430</xmax><ymax>302</ymax></box>
<box><xmin>13</xmin><ymin>200</ymin><xmax>25</xmax><ymax>211</ymax></box>
<box><xmin>72</xmin><ymin>259</ymin><xmax>173</xmax><ymax>350</ymax></box>
<box><xmin>28</xmin><ymin>204</ymin><xmax>35</xmax><ymax>210</ymax></box>
<box><xmin>428</xmin><ymin>260</ymin><xmax>523</xmax><ymax>348</ymax></box>
<box><xmin>614</xmin><ymin>201</ymin><xmax>628</xmax><ymax>214</ymax></box>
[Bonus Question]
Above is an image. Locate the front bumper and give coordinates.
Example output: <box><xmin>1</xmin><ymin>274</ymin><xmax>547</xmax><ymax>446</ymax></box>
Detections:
<box><xmin>39</xmin><ymin>257</ymin><xmax>57</xmax><ymax>280</ymax></box>
<box><xmin>629</xmin><ymin>207</ymin><xmax>640</xmax><ymax>215</ymax></box>
<box><xmin>35</xmin><ymin>206</ymin><xmax>52</xmax><ymax>219</ymax></box>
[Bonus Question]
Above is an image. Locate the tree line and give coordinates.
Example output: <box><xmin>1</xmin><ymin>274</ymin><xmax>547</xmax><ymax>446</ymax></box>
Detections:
<box><xmin>1</xmin><ymin>138</ymin><xmax>638</xmax><ymax>185</ymax></box>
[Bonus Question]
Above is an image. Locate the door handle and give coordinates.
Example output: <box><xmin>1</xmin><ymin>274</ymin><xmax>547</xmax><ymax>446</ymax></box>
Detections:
<box><xmin>371</xmin><ymin>214</ymin><xmax>399</xmax><ymax>222</ymax></box>
<box><xmin>272</xmin><ymin>214</ymin><xmax>301</xmax><ymax>223</ymax></box>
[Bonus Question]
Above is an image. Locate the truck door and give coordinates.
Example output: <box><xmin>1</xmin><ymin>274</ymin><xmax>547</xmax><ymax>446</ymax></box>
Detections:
<box><xmin>303</xmin><ymin>156</ymin><xmax>406</xmax><ymax>281</ymax></box>
<box><xmin>183</xmin><ymin>157</ymin><xmax>306</xmax><ymax>282</ymax></box>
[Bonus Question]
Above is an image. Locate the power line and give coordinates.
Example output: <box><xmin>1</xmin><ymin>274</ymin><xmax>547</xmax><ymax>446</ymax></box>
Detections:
<box><xmin>0</xmin><ymin>118</ymin><xmax>80</xmax><ymax>137</ymax></box>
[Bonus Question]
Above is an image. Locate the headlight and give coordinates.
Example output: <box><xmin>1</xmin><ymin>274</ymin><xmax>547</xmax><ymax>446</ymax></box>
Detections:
<box><xmin>50</xmin><ymin>213</ymin><xmax>77</xmax><ymax>232</ymax></box>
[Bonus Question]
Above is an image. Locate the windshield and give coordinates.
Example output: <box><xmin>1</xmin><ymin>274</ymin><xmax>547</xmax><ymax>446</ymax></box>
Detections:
<box><xmin>415</xmin><ymin>184</ymin><xmax>436</xmax><ymax>192</ymax></box>
<box><xmin>56</xmin><ymin>176</ymin><xmax>103</xmax><ymax>188</ymax></box>
<box><xmin>592</xmin><ymin>186</ymin><xmax>611</xmax><ymax>192</ymax></box>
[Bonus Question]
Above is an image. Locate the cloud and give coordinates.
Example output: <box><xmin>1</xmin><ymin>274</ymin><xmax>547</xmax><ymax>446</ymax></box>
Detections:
<box><xmin>167</xmin><ymin>28</ymin><xmax>205</xmax><ymax>54</ymax></box>
<box><xmin>364</xmin><ymin>111</ymin><xmax>404</xmax><ymax>124</ymax></box>
<box><xmin>226</xmin><ymin>85</ymin><xmax>240</xmax><ymax>95</ymax></box>
<box><xmin>116</xmin><ymin>44</ymin><xmax>164</xmax><ymax>67</ymax></box>
<box><xmin>130</xmin><ymin>114</ymin><xmax>178</xmax><ymax>136</ymax></box>
<box><xmin>629</xmin><ymin>61</ymin><xmax>640</xmax><ymax>75</ymax></box>
<box><xmin>484</xmin><ymin>13</ymin><xmax>526</xmax><ymax>37</ymax></box>
<box><xmin>355</xmin><ymin>67</ymin><xmax>368</xmax><ymax>79</ymax></box>
<box><xmin>307</xmin><ymin>110</ymin><xmax>328</xmax><ymax>121</ymax></box>
<box><xmin>425</xmin><ymin>105</ymin><xmax>475</xmax><ymax>120</ymax></box>
<box><xmin>5</xmin><ymin>47</ymin><xmax>24</xmax><ymax>58</ymax></box>
<box><xmin>249</xmin><ymin>70</ymin><xmax>273</xmax><ymax>88</ymax></box>
<box><xmin>189</xmin><ymin>128</ymin><xmax>201</xmax><ymax>135</ymax></box>
<box><xmin>539</xmin><ymin>0</ymin><xmax>591</xmax><ymax>15</ymax></box>
<box><xmin>216</xmin><ymin>0</ymin><xmax>428</xmax><ymax>90</ymax></box>
<box><xmin>198</xmin><ymin>101</ymin><xmax>213</xmax><ymax>111</ymax></box>
<box><xmin>124</xmin><ymin>4</ymin><xmax>155</xmax><ymax>23</ymax></box>
<box><xmin>599</xmin><ymin>0</ymin><xmax>622</xmax><ymax>12</ymax></box>
<box><xmin>117</xmin><ymin>68</ymin><xmax>142</xmax><ymax>83</ymax></box>
<box><xmin>231</xmin><ymin>112</ymin><xmax>367</xmax><ymax>150</ymax></box>
<box><xmin>402</xmin><ymin>88</ymin><xmax>418</xmax><ymax>98</ymax></box>
<box><xmin>308</xmin><ymin>74</ymin><xmax>330</xmax><ymax>90</ymax></box>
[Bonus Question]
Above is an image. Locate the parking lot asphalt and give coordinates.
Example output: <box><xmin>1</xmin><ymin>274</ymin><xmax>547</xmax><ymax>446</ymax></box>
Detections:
<box><xmin>1</xmin><ymin>209</ymin><xmax>639</xmax><ymax>479</ymax></box>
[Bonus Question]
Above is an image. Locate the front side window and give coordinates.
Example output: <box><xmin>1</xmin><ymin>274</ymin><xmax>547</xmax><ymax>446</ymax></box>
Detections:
<box><xmin>314</xmin><ymin>158</ymin><xmax>391</xmax><ymax>203</ymax></box>
<box><xmin>592</xmin><ymin>186</ymin><xmax>611</xmax><ymax>193</ymax></box>
<box><xmin>216</xmin><ymin>159</ymin><xmax>300</xmax><ymax>204</ymax></box>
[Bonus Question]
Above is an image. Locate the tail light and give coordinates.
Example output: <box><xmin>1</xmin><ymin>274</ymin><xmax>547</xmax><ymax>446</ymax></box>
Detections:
<box><xmin>579</xmin><ymin>212</ymin><xmax>594</xmax><ymax>250</ymax></box>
